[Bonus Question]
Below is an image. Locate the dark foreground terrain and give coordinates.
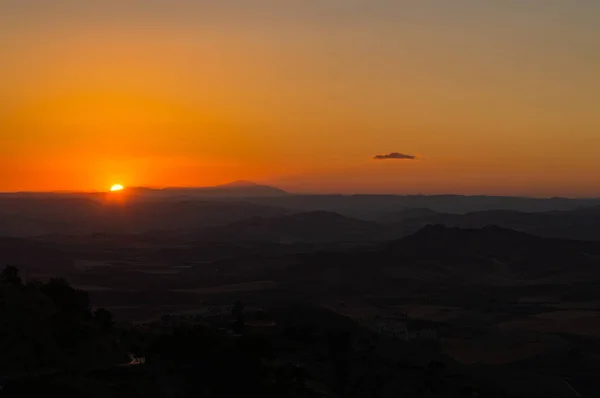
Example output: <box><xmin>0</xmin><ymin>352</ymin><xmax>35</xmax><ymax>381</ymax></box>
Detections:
<box><xmin>2</xmin><ymin>191</ymin><xmax>600</xmax><ymax>397</ymax></box>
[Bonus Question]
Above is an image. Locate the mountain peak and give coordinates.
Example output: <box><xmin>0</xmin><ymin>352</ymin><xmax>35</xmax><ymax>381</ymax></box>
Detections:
<box><xmin>217</xmin><ymin>180</ymin><xmax>260</xmax><ymax>188</ymax></box>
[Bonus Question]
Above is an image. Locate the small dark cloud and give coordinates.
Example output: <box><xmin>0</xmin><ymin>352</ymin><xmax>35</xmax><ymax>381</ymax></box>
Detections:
<box><xmin>373</xmin><ymin>152</ymin><xmax>416</xmax><ymax>160</ymax></box>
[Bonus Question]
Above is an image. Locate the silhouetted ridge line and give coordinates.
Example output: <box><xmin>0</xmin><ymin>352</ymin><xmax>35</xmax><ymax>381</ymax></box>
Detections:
<box><xmin>198</xmin><ymin>211</ymin><xmax>383</xmax><ymax>243</ymax></box>
<box><xmin>216</xmin><ymin>180</ymin><xmax>261</xmax><ymax>188</ymax></box>
<box><xmin>385</xmin><ymin>225</ymin><xmax>543</xmax><ymax>256</ymax></box>
<box><xmin>404</xmin><ymin>224</ymin><xmax>540</xmax><ymax>242</ymax></box>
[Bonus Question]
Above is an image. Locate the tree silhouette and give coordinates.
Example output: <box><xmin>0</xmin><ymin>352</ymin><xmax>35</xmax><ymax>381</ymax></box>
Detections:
<box><xmin>94</xmin><ymin>308</ymin><xmax>115</xmax><ymax>331</ymax></box>
<box><xmin>40</xmin><ymin>278</ymin><xmax>91</xmax><ymax>319</ymax></box>
<box><xmin>1</xmin><ymin>265</ymin><xmax>22</xmax><ymax>287</ymax></box>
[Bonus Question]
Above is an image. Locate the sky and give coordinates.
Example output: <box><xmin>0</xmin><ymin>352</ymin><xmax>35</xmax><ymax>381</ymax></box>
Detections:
<box><xmin>1</xmin><ymin>0</ymin><xmax>599</xmax><ymax>196</ymax></box>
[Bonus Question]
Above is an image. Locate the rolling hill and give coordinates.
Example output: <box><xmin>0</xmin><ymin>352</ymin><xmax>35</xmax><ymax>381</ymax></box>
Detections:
<box><xmin>390</xmin><ymin>207</ymin><xmax>600</xmax><ymax>241</ymax></box>
<box><xmin>0</xmin><ymin>197</ymin><xmax>291</xmax><ymax>236</ymax></box>
<box><xmin>197</xmin><ymin>211</ymin><xmax>386</xmax><ymax>243</ymax></box>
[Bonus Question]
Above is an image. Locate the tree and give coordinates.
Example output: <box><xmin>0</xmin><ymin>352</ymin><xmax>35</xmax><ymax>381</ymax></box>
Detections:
<box><xmin>94</xmin><ymin>308</ymin><xmax>114</xmax><ymax>331</ymax></box>
<box><xmin>40</xmin><ymin>278</ymin><xmax>91</xmax><ymax>319</ymax></box>
<box><xmin>1</xmin><ymin>265</ymin><xmax>22</xmax><ymax>287</ymax></box>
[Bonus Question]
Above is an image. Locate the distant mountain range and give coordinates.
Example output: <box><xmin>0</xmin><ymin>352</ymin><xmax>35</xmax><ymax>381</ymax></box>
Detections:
<box><xmin>386</xmin><ymin>207</ymin><xmax>600</xmax><ymax>241</ymax></box>
<box><xmin>383</xmin><ymin>224</ymin><xmax>600</xmax><ymax>283</ymax></box>
<box><xmin>4</xmin><ymin>217</ymin><xmax>600</xmax><ymax>305</ymax></box>
<box><xmin>0</xmin><ymin>181</ymin><xmax>289</xmax><ymax>200</ymax></box>
<box><xmin>129</xmin><ymin>181</ymin><xmax>289</xmax><ymax>199</ymax></box>
<box><xmin>244</xmin><ymin>193</ymin><xmax>600</xmax><ymax>216</ymax></box>
<box><xmin>179</xmin><ymin>224</ymin><xmax>600</xmax><ymax>296</ymax></box>
<box><xmin>2</xmin><ymin>184</ymin><xmax>600</xmax><ymax>240</ymax></box>
<box><xmin>189</xmin><ymin>204</ymin><xmax>600</xmax><ymax>243</ymax></box>
<box><xmin>383</xmin><ymin>224</ymin><xmax>600</xmax><ymax>282</ymax></box>
<box><xmin>0</xmin><ymin>196</ymin><xmax>291</xmax><ymax>236</ymax></box>
<box><xmin>3</xmin><ymin>183</ymin><xmax>600</xmax><ymax>212</ymax></box>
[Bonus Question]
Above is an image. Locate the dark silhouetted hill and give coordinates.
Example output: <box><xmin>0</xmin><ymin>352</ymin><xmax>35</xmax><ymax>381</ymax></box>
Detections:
<box><xmin>0</xmin><ymin>213</ymin><xmax>70</xmax><ymax>237</ymax></box>
<box><xmin>383</xmin><ymin>225</ymin><xmax>600</xmax><ymax>282</ymax></box>
<box><xmin>205</xmin><ymin>225</ymin><xmax>600</xmax><ymax>292</ymax></box>
<box><xmin>395</xmin><ymin>206</ymin><xmax>600</xmax><ymax>241</ymax></box>
<box><xmin>130</xmin><ymin>181</ymin><xmax>289</xmax><ymax>199</ymax></box>
<box><xmin>246</xmin><ymin>194</ymin><xmax>600</xmax><ymax>216</ymax></box>
<box><xmin>198</xmin><ymin>211</ymin><xmax>385</xmax><ymax>243</ymax></box>
<box><xmin>0</xmin><ymin>236</ymin><xmax>75</xmax><ymax>274</ymax></box>
<box><xmin>3</xmin><ymin>191</ymin><xmax>600</xmax><ymax>241</ymax></box>
<box><xmin>0</xmin><ymin>197</ymin><xmax>291</xmax><ymax>236</ymax></box>
<box><xmin>374</xmin><ymin>207</ymin><xmax>440</xmax><ymax>223</ymax></box>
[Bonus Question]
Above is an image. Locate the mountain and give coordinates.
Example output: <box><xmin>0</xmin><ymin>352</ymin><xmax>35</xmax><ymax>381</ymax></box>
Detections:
<box><xmin>201</xmin><ymin>225</ymin><xmax>600</xmax><ymax>293</ymax></box>
<box><xmin>0</xmin><ymin>213</ymin><xmax>70</xmax><ymax>237</ymax></box>
<box><xmin>213</xmin><ymin>180</ymin><xmax>289</xmax><ymax>197</ymax></box>
<box><xmin>382</xmin><ymin>224</ymin><xmax>600</xmax><ymax>282</ymax></box>
<box><xmin>0</xmin><ymin>197</ymin><xmax>291</xmax><ymax>236</ymax></box>
<box><xmin>566</xmin><ymin>205</ymin><xmax>600</xmax><ymax>215</ymax></box>
<box><xmin>374</xmin><ymin>207</ymin><xmax>440</xmax><ymax>223</ymax></box>
<box><xmin>245</xmin><ymin>195</ymin><xmax>600</xmax><ymax>217</ymax></box>
<box><xmin>391</xmin><ymin>207</ymin><xmax>600</xmax><ymax>241</ymax></box>
<box><xmin>198</xmin><ymin>211</ymin><xmax>385</xmax><ymax>243</ymax></box>
<box><xmin>216</xmin><ymin>180</ymin><xmax>269</xmax><ymax>189</ymax></box>
<box><xmin>129</xmin><ymin>181</ymin><xmax>289</xmax><ymax>199</ymax></box>
<box><xmin>0</xmin><ymin>236</ymin><xmax>75</xmax><ymax>274</ymax></box>
<box><xmin>3</xmin><ymin>190</ymin><xmax>600</xmax><ymax>240</ymax></box>
<box><xmin>0</xmin><ymin>197</ymin><xmax>104</xmax><ymax>228</ymax></box>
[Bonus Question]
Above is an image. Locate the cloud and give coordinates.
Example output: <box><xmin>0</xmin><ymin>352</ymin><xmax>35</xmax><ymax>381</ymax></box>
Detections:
<box><xmin>373</xmin><ymin>152</ymin><xmax>416</xmax><ymax>160</ymax></box>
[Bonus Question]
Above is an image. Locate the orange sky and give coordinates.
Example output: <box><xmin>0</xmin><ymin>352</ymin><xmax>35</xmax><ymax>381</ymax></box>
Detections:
<box><xmin>1</xmin><ymin>1</ymin><xmax>599</xmax><ymax>196</ymax></box>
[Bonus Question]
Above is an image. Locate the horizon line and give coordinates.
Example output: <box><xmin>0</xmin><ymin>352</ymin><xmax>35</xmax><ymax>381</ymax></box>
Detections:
<box><xmin>0</xmin><ymin>187</ymin><xmax>598</xmax><ymax>200</ymax></box>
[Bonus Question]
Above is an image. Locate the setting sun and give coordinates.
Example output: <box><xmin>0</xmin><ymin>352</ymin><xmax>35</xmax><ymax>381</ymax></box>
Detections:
<box><xmin>110</xmin><ymin>184</ymin><xmax>124</xmax><ymax>192</ymax></box>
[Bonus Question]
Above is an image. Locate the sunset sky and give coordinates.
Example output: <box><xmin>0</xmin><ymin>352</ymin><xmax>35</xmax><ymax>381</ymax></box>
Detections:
<box><xmin>1</xmin><ymin>1</ymin><xmax>599</xmax><ymax>196</ymax></box>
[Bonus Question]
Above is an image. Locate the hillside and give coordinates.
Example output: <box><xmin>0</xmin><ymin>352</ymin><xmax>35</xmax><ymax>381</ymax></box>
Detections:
<box><xmin>385</xmin><ymin>225</ymin><xmax>600</xmax><ymax>282</ymax></box>
<box><xmin>198</xmin><ymin>211</ymin><xmax>386</xmax><ymax>243</ymax></box>
<box><xmin>133</xmin><ymin>181</ymin><xmax>289</xmax><ymax>199</ymax></box>
<box><xmin>0</xmin><ymin>197</ymin><xmax>291</xmax><ymax>236</ymax></box>
<box><xmin>247</xmin><ymin>195</ymin><xmax>600</xmax><ymax>216</ymax></box>
<box><xmin>195</xmin><ymin>225</ymin><xmax>600</xmax><ymax>293</ymax></box>
<box><xmin>393</xmin><ymin>207</ymin><xmax>600</xmax><ymax>241</ymax></box>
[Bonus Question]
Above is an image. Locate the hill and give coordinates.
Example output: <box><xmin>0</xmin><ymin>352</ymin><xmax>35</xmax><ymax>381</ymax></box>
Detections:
<box><xmin>3</xmin><ymin>191</ymin><xmax>600</xmax><ymax>241</ymax></box>
<box><xmin>392</xmin><ymin>206</ymin><xmax>600</xmax><ymax>241</ymax></box>
<box><xmin>383</xmin><ymin>225</ymin><xmax>600</xmax><ymax>282</ymax></box>
<box><xmin>131</xmin><ymin>181</ymin><xmax>289</xmax><ymax>199</ymax></box>
<box><xmin>198</xmin><ymin>225</ymin><xmax>600</xmax><ymax>294</ymax></box>
<box><xmin>198</xmin><ymin>211</ymin><xmax>385</xmax><ymax>243</ymax></box>
<box><xmin>0</xmin><ymin>197</ymin><xmax>291</xmax><ymax>236</ymax></box>
<box><xmin>246</xmin><ymin>194</ymin><xmax>600</xmax><ymax>216</ymax></box>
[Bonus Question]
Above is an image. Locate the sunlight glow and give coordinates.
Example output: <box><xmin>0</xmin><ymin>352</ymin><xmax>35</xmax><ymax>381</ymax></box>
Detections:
<box><xmin>110</xmin><ymin>184</ymin><xmax>124</xmax><ymax>192</ymax></box>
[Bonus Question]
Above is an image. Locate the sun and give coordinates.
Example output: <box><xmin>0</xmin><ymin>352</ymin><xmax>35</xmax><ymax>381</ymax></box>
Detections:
<box><xmin>110</xmin><ymin>184</ymin><xmax>124</xmax><ymax>192</ymax></box>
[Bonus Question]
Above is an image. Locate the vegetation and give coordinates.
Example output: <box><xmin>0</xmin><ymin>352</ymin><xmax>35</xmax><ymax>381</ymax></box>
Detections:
<box><xmin>0</xmin><ymin>266</ymin><xmax>125</xmax><ymax>374</ymax></box>
<box><xmin>0</xmin><ymin>267</ymin><xmax>319</xmax><ymax>397</ymax></box>
<box><xmin>2</xmin><ymin>265</ymin><xmax>510</xmax><ymax>397</ymax></box>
